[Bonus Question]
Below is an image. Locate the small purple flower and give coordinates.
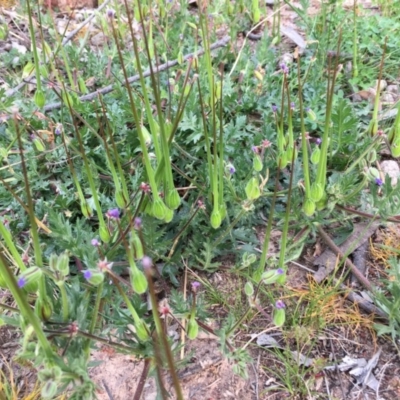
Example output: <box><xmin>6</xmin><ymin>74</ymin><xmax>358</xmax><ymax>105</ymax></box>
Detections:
<box><xmin>91</xmin><ymin>238</ymin><xmax>100</xmax><ymax>247</ymax></box>
<box><xmin>228</xmin><ymin>165</ymin><xmax>236</xmax><ymax>174</ymax></box>
<box><xmin>191</xmin><ymin>281</ymin><xmax>201</xmax><ymax>292</ymax></box>
<box><xmin>280</xmin><ymin>63</ymin><xmax>289</xmax><ymax>74</ymax></box>
<box><xmin>275</xmin><ymin>300</ymin><xmax>285</xmax><ymax>309</ymax></box>
<box><xmin>83</xmin><ymin>270</ymin><xmax>93</xmax><ymax>280</ymax></box>
<box><xmin>276</xmin><ymin>268</ymin><xmax>284</xmax><ymax>275</ymax></box>
<box><xmin>271</xmin><ymin>104</ymin><xmax>278</xmax><ymax>113</ymax></box>
<box><xmin>290</xmin><ymin>102</ymin><xmax>295</xmax><ymax>110</ymax></box>
<box><xmin>305</xmin><ymin>106</ymin><xmax>310</xmax><ymax>113</ymax></box>
<box><xmin>142</xmin><ymin>256</ymin><xmax>152</xmax><ymax>269</ymax></box>
<box><xmin>17</xmin><ymin>276</ymin><xmax>27</xmax><ymax>288</ymax></box>
<box><xmin>106</xmin><ymin>208</ymin><xmax>120</xmax><ymax>220</ymax></box>
<box><xmin>134</xmin><ymin>217</ymin><xmax>142</xmax><ymax>229</ymax></box>
<box><xmin>54</xmin><ymin>123</ymin><xmax>63</xmax><ymax>135</ymax></box>
<box><xmin>375</xmin><ymin>177</ymin><xmax>383</xmax><ymax>186</ymax></box>
<box><xmin>251</xmin><ymin>145</ymin><xmax>259</xmax><ymax>154</ymax></box>
<box><xmin>315</xmin><ymin>138</ymin><xmax>322</xmax><ymax>146</ymax></box>
<box><xmin>106</xmin><ymin>8</ymin><xmax>115</xmax><ymax>19</ymax></box>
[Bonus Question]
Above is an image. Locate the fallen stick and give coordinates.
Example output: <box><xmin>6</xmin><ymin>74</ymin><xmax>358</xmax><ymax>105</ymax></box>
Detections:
<box><xmin>317</xmin><ymin>225</ymin><xmax>373</xmax><ymax>291</ymax></box>
<box><xmin>42</xmin><ymin>35</ymin><xmax>231</xmax><ymax>112</ymax></box>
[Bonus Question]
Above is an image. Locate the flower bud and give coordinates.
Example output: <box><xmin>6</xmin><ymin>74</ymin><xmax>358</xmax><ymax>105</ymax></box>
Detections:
<box><xmin>141</xmin><ymin>125</ymin><xmax>152</xmax><ymax>147</ymax></box>
<box><xmin>164</xmin><ymin>207</ymin><xmax>174</xmax><ymax>223</ymax></box>
<box><xmin>303</xmin><ymin>198</ymin><xmax>316</xmax><ymax>216</ymax></box>
<box><xmin>165</xmin><ymin>188</ymin><xmax>180</xmax><ymax>210</ymax></box>
<box><xmin>36</xmin><ymin>296</ymin><xmax>53</xmax><ymax>321</ymax></box>
<box><xmin>253</xmin><ymin>154</ymin><xmax>263</xmax><ymax>172</ymax></box>
<box><xmin>130</xmin><ymin>232</ymin><xmax>144</xmax><ymax>260</ymax></box>
<box><xmin>81</xmin><ymin>201</ymin><xmax>92</xmax><ymax>218</ymax></box>
<box><xmin>273</xmin><ymin>308</ymin><xmax>285</xmax><ymax>327</ymax></box>
<box><xmin>187</xmin><ymin>318</ymin><xmax>199</xmax><ymax>340</ymax></box>
<box><xmin>219</xmin><ymin>203</ymin><xmax>227</xmax><ymax>221</ymax></box>
<box><xmin>245</xmin><ymin>177</ymin><xmax>261</xmax><ymax>200</ymax></box>
<box><xmin>210</xmin><ymin>208</ymin><xmax>221</xmax><ymax>229</ymax></box>
<box><xmin>56</xmin><ymin>252</ymin><xmax>70</xmax><ymax>277</ymax></box>
<box><xmin>135</xmin><ymin>318</ymin><xmax>150</xmax><ymax>341</ymax></box>
<box><xmin>310</xmin><ymin>182</ymin><xmax>324</xmax><ymax>202</ymax></box>
<box><xmin>152</xmin><ymin>198</ymin><xmax>167</xmax><ymax>220</ymax></box>
<box><xmin>130</xmin><ymin>267</ymin><xmax>148</xmax><ymax>294</ymax></box>
<box><xmin>99</xmin><ymin>225</ymin><xmax>111</xmax><ymax>243</ymax></box>
<box><xmin>244</xmin><ymin>281</ymin><xmax>254</xmax><ymax>296</ymax></box>
<box><xmin>115</xmin><ymin>190</ymin><xmax>127</xmax><ymax>208</ymax></box>
<box><xmin>18</xmin><ymin>267</ymin><xmax>42</xmax><ymax>293</ymax></box>
<box><xmin>33</xmin><ymin>137</ymin><xmax>45</xmax><ymax>152</ymax></box>
<box><xmin>34</xmin><ymin>89</ymin><xmax>45</xmax><ymax>108</ymax></box>
<box><xmin>86</xmin><ymin>271</ymin><xmax>104</xmax><ymax>286</ymax></box>
<box><xmin>278</xmin><ymin>151</ymin><xmax>288</xmax><ymax>169</ymax></box>
<box><xmin>261</xmin><ymin>269</ymin><xmax>284</xmax><ymax>284</ymax></box>
<box><xmin>41</xmin><ymin>380</ymin><xmax>57</xmax><ymax>399</ymax></box>
<box><xmin>310</xmin><ymin>147</ymin><xmax>321</xmax><ymax>164</ymax></box>
<box><xmin>306</xmin><ymin>108</ymin><xmax>317</xmax><ymax>121</ymax></box>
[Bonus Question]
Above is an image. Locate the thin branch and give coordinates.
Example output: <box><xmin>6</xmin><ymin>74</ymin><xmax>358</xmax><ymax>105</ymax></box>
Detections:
<box><xmin>42</xmin><ymin>35</ymin><xmax>230</xmax><ymax>112</ymax></box>
<box><xmin>3</xmin><ymin>1</ymin><xmax>113</xmax><ymax>99</ymax></box>
<box><xmin>317</xmin><ymin>225</ymin><xmax>373</xmax><ymax>291</ymax></box>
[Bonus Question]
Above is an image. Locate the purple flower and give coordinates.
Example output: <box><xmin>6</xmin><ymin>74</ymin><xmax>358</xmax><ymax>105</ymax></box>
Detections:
<box><xmin>275</xmin><ymin>300</ymin><xmax>285</xmax><ymax>309</ymax></box>
<box><xmin>290</xmin><ymin>102</ymin><xmax>295</xmax><ymax>110</ymax></box>
<box><xmin>251</xmin><ymin>145</ymin><xmax>259</xmax><ymax>154</ymax></box>
<box><xmin>305</xmin><ymin>107</ymin><xmax>310</xmax><ymax>112</ymax></box>
<box><xmin>91</xmin><ymin>238</ymin><xmax>100</xmax><ymax>247</ymax></box>
<box><xmin>276</xmin><ymin>268</ymin><xmax>284</xmax><ymax>275</ymax></box>
<box><xmin>375</xmin><ymin>177</ymin><xmax>383</xmax><ymax>186</ymax></box>
<box><xmin>106</xmin><ymin>208</ymin><xmax>120</xmax><ymax>219</ymax></box>
<box><xmin>106</xmin><ymin>8</ymin><xmax>115</xmax><ymax>19</ymax></box>
<box><xmin>271</xmin><ymin>104</ymin><xmax>278</xmax><ymax>113</ymax></box>
<box><xmin>134</xmin><ymin>217</ymin><xmax>142</xmax><ymax>229</ymax></box>
<box><xmin>191</xmin><ymin>281</ymin><xmax>201</xmax><ymax>292</ymax></box>
<box><xmin>17</xmin><ymin>276</ymin><xmax>27</xmax><ymax>288</ymax></box>
<box><xmin>83</xmin><ymin>270</ymin><xmax>93</xmax><ymax>280</ymax></box>
<box><xmin>142</xmin><ymin>256</ymin><xmax>152</xmax><ymax>269</ymax></box>
<box><xmin>228</xmin><ymin>165</ymin><xmax>236</xmax><ymax>174</ymax></box>
<box><xmin>54</xmin><ymin>123</ymin><xmax>62</xmax><ymax>135</ymax></box>
<box><xmin>280</xmin><ymin>63</ymin><xmax>289</xmax><ymax>74</ymax></box>
<box><xmin>315</xmin><ymin>138</ymin><xmax>322</xmax><ymax>146</ymax></box>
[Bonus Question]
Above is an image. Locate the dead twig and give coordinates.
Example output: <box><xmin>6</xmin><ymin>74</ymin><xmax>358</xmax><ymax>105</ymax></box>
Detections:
<box><xmin>42</xmin><ymin>35</ymin><xmax>231</xmax><ymax>112</ymax></box>
<box><xmin>317</xmin><ymin>225</ymin><xmax>373</xmax><ymax>291</ymax></box>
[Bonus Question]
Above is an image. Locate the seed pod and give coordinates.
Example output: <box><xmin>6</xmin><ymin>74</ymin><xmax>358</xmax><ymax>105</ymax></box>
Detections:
<box><xmin>19</xmin><ymin>267</ymin><xmax>42</xmax><ymax>293</ymax></box>
<box><xmin>210</xmin><ymin>208</ymin><xmax>221</xmax><ymax>229</ymax></box>
<box><xmin>273</xmin><ymin>308</ymin><xmax>285</xmax><ymax>327</ymax></box>
<box><xmin>56</xmin><ymin>252</ymin><xmax>70</xmax><ymax>277</ymax></box>
<box><xmin>130</xmin><ymin>232</ymin><xmax>144</xmax><ymax>260</ymax></box>
<box><xmin>152</xmin><ymin>198</ymin><xmax>167</xmax><ymax>220</ymax></box>
<box><xmin>36</xmin><ymin>296</ymin><xmax>53</xmax><ymax>321</ymax></box>
<box><xmin>310</xmin><ymin>147</ymin><xmax>321</xmax><ymax>164</ymax></box>
<box><xmin>391</xmin><ymin>137</ymin><xmax>400</xmax><ymax>158</ymax></box>
<box><xmin>165</xmin><ymin>188</ymin><xmax>180</xmax><ymax>210</ymax></box>
<box><xmin>253</xmin><ymin>154</ymin><xmax>263</xmax><ymax>172</ymax></box>
<box><xmin>245</xmin><ymin>177</ymin><xmax>261</xmax><ymax>200</ymax></box>
<box><xmin>303</xmin><ymin>198</ymin><xmax>316</xmax><ymax>216</ymax></box>
<box><xmin>99</xmin><ymin>225</ymin><xmax>111</xmax><ymax>243</ymax></box>
<box><xmin>310</xmin><ymin>182</ymin><xmax>324</xmax><ymax>202</ymax></box>
<box><xmin>115</xmin><ymin>190</ymin><xmax>127</xmax><ymax>208</ymax></box>
<box><xmin>135</xmin><ymin>318</ymin><xmax>149</xmax><ymax>341</ymax></box>
<box><xmin>34</xmin><ymin>89</ymin><xmax>45</xmax><ymax>108</ymax></box>
<box><xmin>244</xmin><ymin>281</ymin><xmax>254</xmax><ymax>296</ymax></box>
<box><xmin>86</xmin><ymin>271</ymin><xmax>104</xmax><ymax>286</ymax></box>
<box><xmin>130</xmin><ymin>267</ymin><xmax>148</xmax><ymax>294</ymax></box>
<box><xmin>187</xmin><ymin>318</ymin><xmax>199</xmax><ymax>340</ymax></box>
<box><xmin>163</xmin><ymin>207</ymin><xmax>174</xmax><ymax>223</ymax></box>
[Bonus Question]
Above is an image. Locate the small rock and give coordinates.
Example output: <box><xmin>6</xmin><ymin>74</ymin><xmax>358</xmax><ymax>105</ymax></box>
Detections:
<box><xmin>91</xmin><ymin>32</ymin><xmax>108</xmax><ymax>47</ymax></box>
<box><xmin>381</xmin><ymin>93</ymin><xmax>395</xmax><ymax>104</ymax></box>
<box><xmin>381</xmin><ymin>160</ymin><xmax>400</xmax><ymax>186</ymax></box>
<box><xmin>11</xmin><ymin>41</ymin><xmax>27</xmax><ymax>54</ymax></box>
<box><xmin>387</xmin><ymin>84</ymin><xmax>399</xmax><ymax>95</ymax></box>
